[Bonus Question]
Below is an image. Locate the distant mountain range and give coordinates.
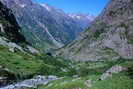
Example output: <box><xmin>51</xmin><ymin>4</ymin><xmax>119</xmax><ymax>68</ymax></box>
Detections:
<box><xmin>0</xmin><ymin>0</ymin><xmax>94</xmax><ymax>51</ymax></box>
<box><xmin>68</xmin><ymin>13</ymin><xmax>95</xmax><ymax>29</ymax></box>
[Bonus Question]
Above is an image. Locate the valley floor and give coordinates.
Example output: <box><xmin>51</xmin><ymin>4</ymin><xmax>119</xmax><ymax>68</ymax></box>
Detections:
<box><xmin>38</xmin><ymin>61</ymin><xmax>133</xmax><ymax>89</ymax></box>
<box><xmin>0</xmin><ymin>46</ymin><xmax>133</xmax><ymax>89</ymax></box>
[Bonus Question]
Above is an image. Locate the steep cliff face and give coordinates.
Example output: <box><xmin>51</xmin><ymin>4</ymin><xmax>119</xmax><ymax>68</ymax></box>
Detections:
<box><xmin>0</xmin><ymin>1</ymin><xmax>35</xmax><ymax>86</ymax></box>
<box><xmin>0</xmin><ymin>1</ymin><xmax>26</xmax><ymax>43</ymax></box>
<box><xmin>0</xmin><ymin>1</ymin><xmax>39</xmax><ymax>54</ymax></box>
<box><xmin>57</xmin><ymin>0</ymin><xmax>133</xmax><ymax>61</ymax></box>
<box><xmin>0</xmin><ymin>0</ymin><xmax>93</xmax><ymax>51</ymax></box>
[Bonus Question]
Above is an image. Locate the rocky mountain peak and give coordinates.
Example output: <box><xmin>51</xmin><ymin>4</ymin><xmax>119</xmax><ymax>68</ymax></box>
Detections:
<box><xmin>40</xmin><ymin>3</ymin><xmax>53</xmax><ymax>12</ymax></box>
<box><xmin>98</xmin><ymin>0</ymin><xmax>133</xmax><ymax>24</ymax></box>
<box><xmin>57</xmin><ymin>0</ymin><xmax>133</xmax><ymax>61</ymax></box>
<box><xmin>68</xmin><ymin>13</ymin><xmax>95</xmax><ymax>21</ymax></box>
<box><xmin>1</xmin><ymin>0</ymin><xmax>33</xmax><ymax>8</ymax></box>
<box><xmin>0</xmin><ymin>0</ymin><xmax>93</xmax><ymax>51</ymax></box>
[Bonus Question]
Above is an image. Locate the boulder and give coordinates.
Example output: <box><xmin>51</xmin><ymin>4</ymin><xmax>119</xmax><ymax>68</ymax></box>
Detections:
<box><xmin>99</xmin><ymin>65</ymin><xmax>127</xmax><ymax>80</ymax></box>
<box><xmin>84</xmin><ymin>80</ymin><xmax>92</xmax><ymax>88</ymax></box>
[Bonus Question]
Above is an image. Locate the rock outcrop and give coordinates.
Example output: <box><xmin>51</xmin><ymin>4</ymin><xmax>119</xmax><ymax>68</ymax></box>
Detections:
<box><xmin>57</xmin><ymin>0</ymin><xmax>133</xmax><ymax>61</ymax></box>
<box><xmin>1</xmin><ymin>75</ymin><xmax>58</xmax><ymax>89</ymax></box>
<box><xmin>0</xmin><ymin>1</ymin><xmax>26</xmax><ymax>43</ymax></box>
<box><xmin>0</xmin><ymin>2</ymin><xmax>40</xmax><ymax>86</ymax></box>
<box><xmin>99</xmin><ymin>65</ymin><xmax>127</xmax><ymax>80</ymax></box>
<box><xmin>0</xmin><ymin>1</ymin><xmax>40</xmax><ymax>54</ymax></box>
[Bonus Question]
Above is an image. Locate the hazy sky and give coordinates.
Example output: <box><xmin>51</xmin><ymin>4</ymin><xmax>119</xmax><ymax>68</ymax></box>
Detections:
<box><xmin>33</xmin><ymin>0</ymin><xmax>110</xmax><ymax>16</ymax></box>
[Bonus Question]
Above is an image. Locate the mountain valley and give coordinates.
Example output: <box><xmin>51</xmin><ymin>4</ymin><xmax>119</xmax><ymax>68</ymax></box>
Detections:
<box><xmin>1</xmin><ymin>0</ymin><xmax>93</xmax><ymax>51</ymax></box>
<box><xmin>0</xmin><ymin>0</ymin><xmax>133</xmax><ymax>89</ymax></box>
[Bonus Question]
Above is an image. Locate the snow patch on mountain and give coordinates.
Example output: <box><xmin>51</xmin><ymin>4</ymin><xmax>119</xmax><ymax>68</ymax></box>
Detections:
<box><xmin>68</xmin><ymin>14</ymin><xmax>95</xmax><ymax>21</ymax></box>
<box><xmin>40</xmin><ymin>4</ymin><xmax>52</xmax><ymax>11</ymax></box>
<box><xmin>19</xmin><ymin>4</ymin><xmax>26</xmax><ymax>8</ymax></box>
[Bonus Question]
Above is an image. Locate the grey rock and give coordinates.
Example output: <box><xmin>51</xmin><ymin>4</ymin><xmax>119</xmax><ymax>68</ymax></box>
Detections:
<box><xmin>27</xmin><ymin>45</ymin><xmax>39</xmax><ymax>54</ymax></box>
<box><xmin>56</xmin><ymin>0</ymin><xmax>133</xmax><ymax>61</ymax></box>
<box><xmin>85</xmin><ymin>80</ymin><xmax>92</xmax><ymax>88</ymax></box>
<box><xmin>48</xmin><ymin>75</ymin><xmax>58</xmax><ymax>80</ymax></box>
<box><xmin>0</xmin><ymin>37</ymin><xmax>24</xmax><ymax>52</ymax></box>
<box><xmin>0</xmin><ymin>24</ymin><xmax>4</xmax><ymax>33</ymax></box>
<box><xmin>99</xmin><ymin>65</ymin><xmax>127</xmax><ymax>80</ymax></box>
<box><xmin>1</xmin><ymin>75</ymin><xmax>58</xmax><ymax>89</ymax></box>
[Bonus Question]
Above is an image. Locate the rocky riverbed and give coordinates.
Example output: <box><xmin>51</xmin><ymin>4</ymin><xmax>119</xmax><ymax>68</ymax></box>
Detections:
<box><xmin>0</xmin><ymin>75</ymin><xmax>58</xmax><ymax>89</ymax></box>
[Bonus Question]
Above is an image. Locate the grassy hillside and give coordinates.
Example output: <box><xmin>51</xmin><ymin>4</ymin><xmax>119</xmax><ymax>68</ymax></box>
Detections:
<box><xmin>38</xmin><ymin>60</ymin><xmax>133</xmax><ymax>89</ymax></box>
<box><xmin>0</xmin><ymin>45</ymin><xmax>74</xmax><ymax>81</ymax></box>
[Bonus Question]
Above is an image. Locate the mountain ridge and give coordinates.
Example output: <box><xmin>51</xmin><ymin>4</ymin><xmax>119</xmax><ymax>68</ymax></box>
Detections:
<box><xmin>56</xmin><ymin>0</ymin><xmax>133</xmax><ymax>61</ymax></box>
<box><xmin>0</xmin><ymin>0</ymin><xmax>94</xmax><ymax>51</ymax></box>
